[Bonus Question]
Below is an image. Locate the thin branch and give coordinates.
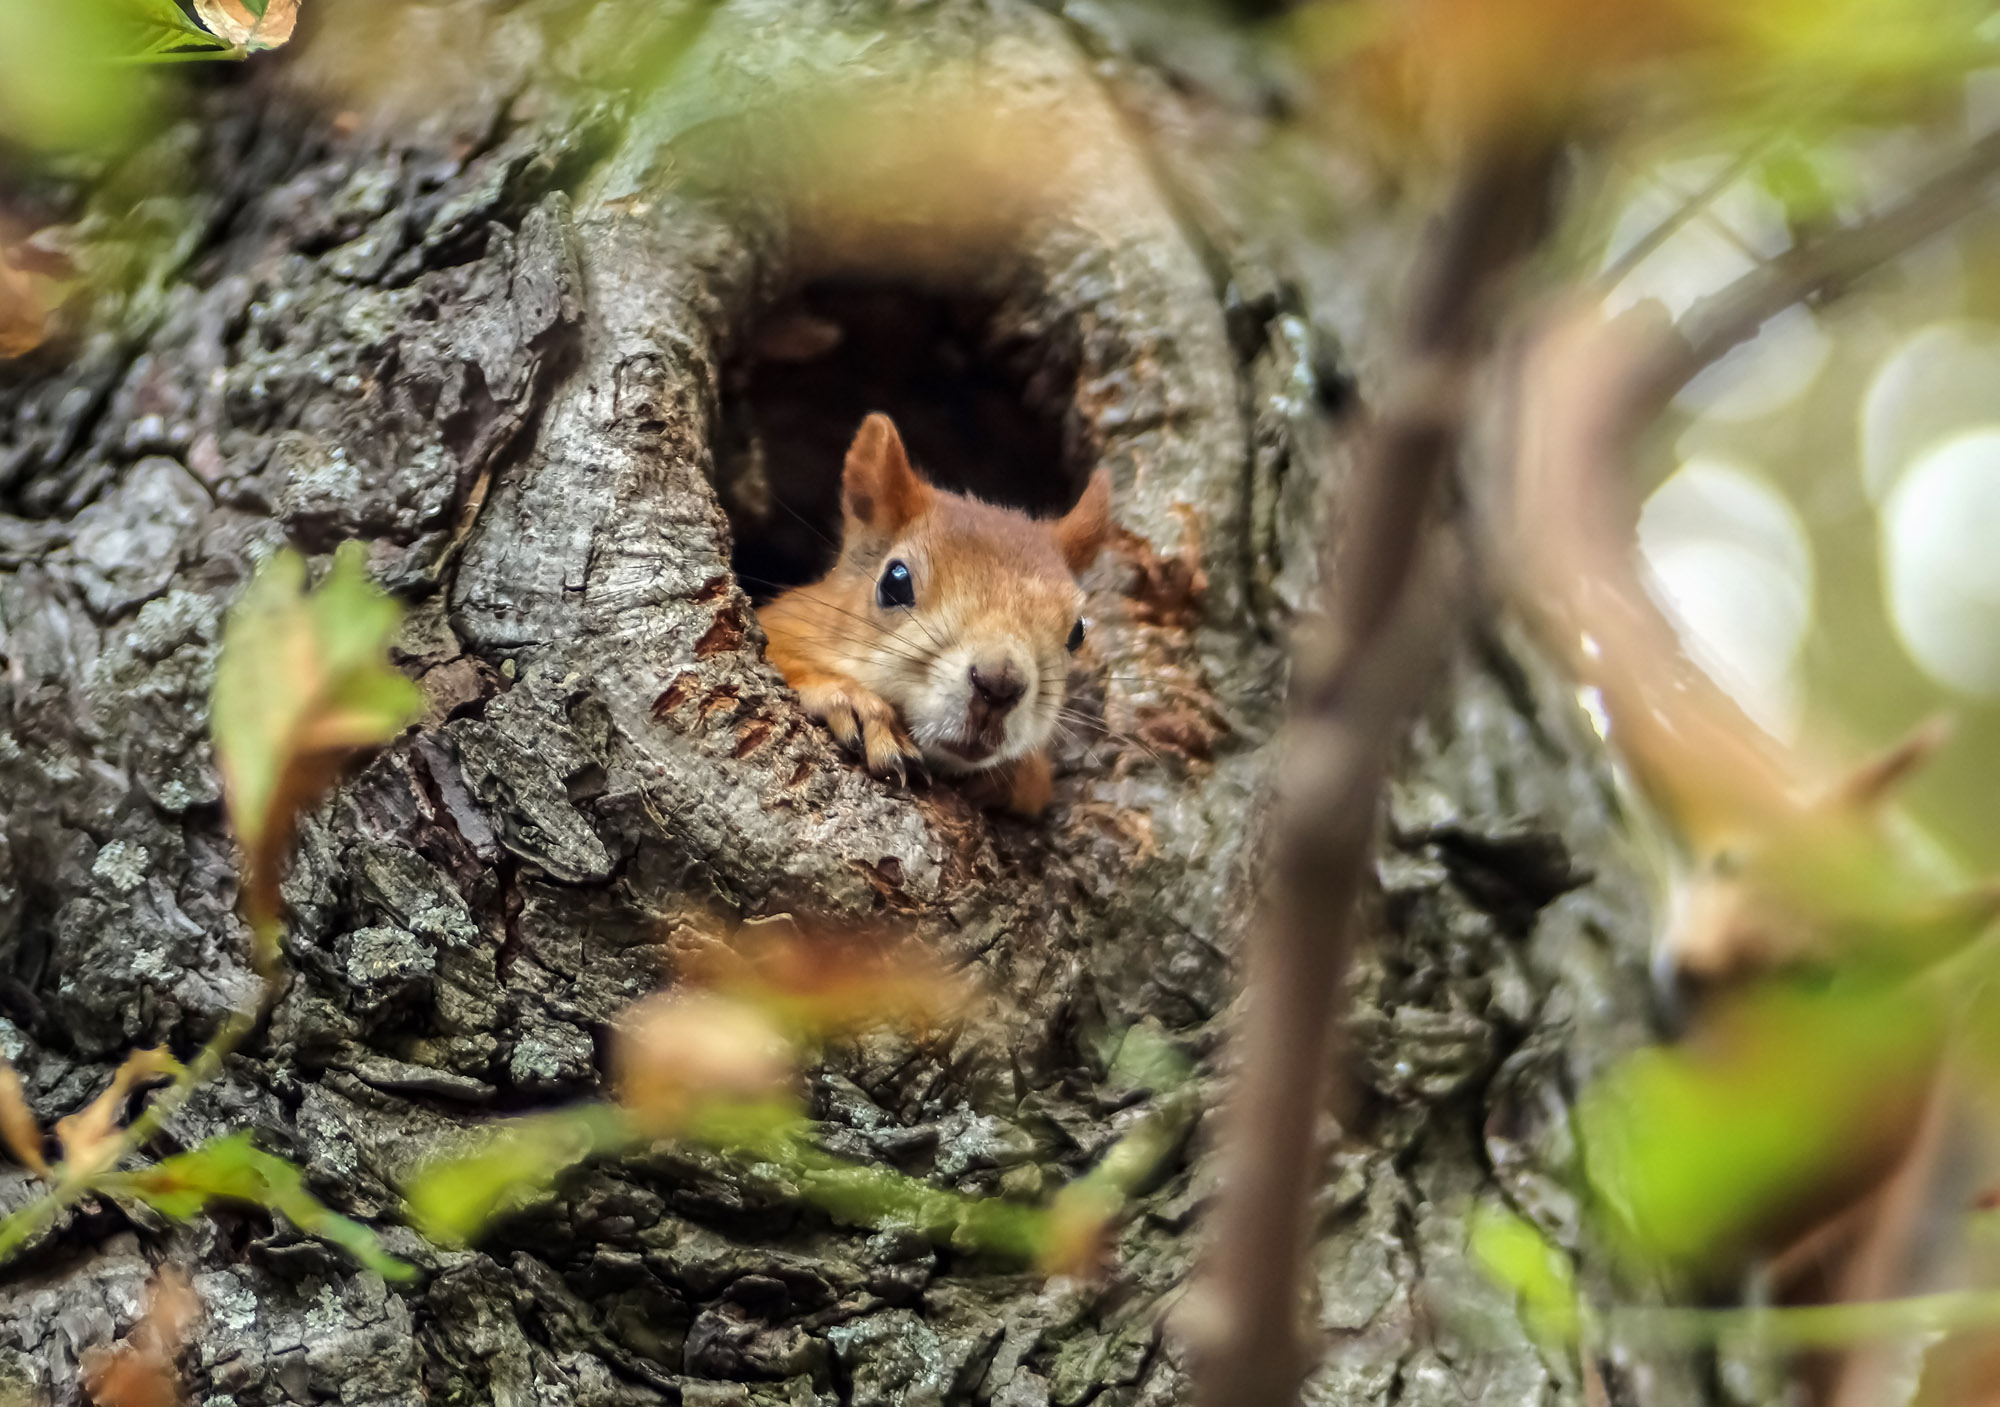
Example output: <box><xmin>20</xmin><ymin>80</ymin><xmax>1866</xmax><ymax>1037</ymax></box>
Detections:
<box><xmin>1592</xmin><ymin>143</ymin><xmax>1771</xmax><ymax>296</ymax></box>
<box><xmin>1187</xmin><ymin>140</ymin><xmax>1562</xmax><ymax>1407</ymax></box>
<box><xmin>1624</xmin><ymin>126</ymin><xmax>2000</xmax><ymax>432</ymax></box>
<box><xmin>1824</xmin><ymin>1069</ymin><xmax>1953</xmax><ymax>1407</ymax></box>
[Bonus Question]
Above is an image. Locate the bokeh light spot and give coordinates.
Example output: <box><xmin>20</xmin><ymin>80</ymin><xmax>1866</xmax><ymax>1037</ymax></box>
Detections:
<box><xmin>1639</xmin><ymin>457</ymin><xmax>1815</xmax><ymax>738</ymax></box>
<box><xmin>1860</xmin><ymin>320</ymin><xmax>2000</xmax><ymax>505</ymax></box>
<box><xmin>1881</xmin><ymin>429</ymin><xmax>2000</xmax><ymax>698</ymax></box>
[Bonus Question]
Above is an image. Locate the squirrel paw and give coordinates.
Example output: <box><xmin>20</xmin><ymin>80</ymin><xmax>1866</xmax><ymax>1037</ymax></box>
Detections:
<box><xmin>797</xmin><ymin>678</ymin><xmax>924</xmax><ymax>782</ymax></box>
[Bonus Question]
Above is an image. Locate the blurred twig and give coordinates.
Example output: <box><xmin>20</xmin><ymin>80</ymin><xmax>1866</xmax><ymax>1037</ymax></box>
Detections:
<box><xmin>1188</xmin><ymin>140</ymin><xmax>1560</xmax><ymax>1407</ymax></box>
<box><xmin>1823</xmin><ymin>1069</ymin><xmax>1953</xmax><ymax>1407</ymax></box>
<box><xmin>1634</xmin><ymin>127</ymin><xmax>2000</xmax><ymax>426</ymax></box>
<box><xmin>1592</xmin><ymin>143</ymin><xmax>1770</xmax><ymax>296</ymax></box>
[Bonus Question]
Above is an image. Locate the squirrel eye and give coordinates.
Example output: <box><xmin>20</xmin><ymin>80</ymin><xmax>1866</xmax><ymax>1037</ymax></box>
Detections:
<box><xmin>1066</xmin><ymin>619</ymin><xmax>1085</xmax><ymax>653</ymax></box>
<box><xmin>877</xmin><ymin>559</ymin><xmax>916</xmax><ymax>610</ymax></box>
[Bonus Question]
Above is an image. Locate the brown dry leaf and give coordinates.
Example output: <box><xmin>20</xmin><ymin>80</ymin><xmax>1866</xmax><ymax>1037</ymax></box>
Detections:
<box><xmin>1915</xmin><ymin>1328</ymin><xmax>2000</xmax><ymax>1406</ymax></box>
<box><xmin>80</xmin><ymin>1267</ymin><xmax>200</xmax><ymax>1407</ymax></box>
<box><xmin>669</xmin><ymin>918</ymin><xmax>976</xmax><ymax>1041</ymax></box>
<box><xmin>54</xmin><ymin>1047</ymin><xmax>178</xmax><ymax>1180</ymax></box>
<box><xmin>190</xmin><ymin>0</ymin><xmax>297</xmax><ymax>51</ymax></box>
<box><xmin>1828</xmin><ymin>716</ymin><xmax>1954</xmax><ymax>811</ymax></box>
<box><xmin>1666</xmin><ymin>874</ymin><xmax>1822</xmax><ymax>986</ymax></box>
<box><xmin>612</xmin><ymin>993</ymin><xmax>795</xmax><ymax>1134</ymax></box>
<box><xmin>1323</xmin><ymin>0</ymin><xmax>1720</xmax><ymax>149</ymax></box>
<box><xmin>670</xmin><ymin>59</ymin><xmax>1127</xmax><ymax>290</ymax></box>
<box><xmin>0</xmin><ymin>1055</ymin><xmax>47</xmax><ymax>1175</ymax></box>
<box><xmin>0</xmin><ymin>252</ymin><xmax>60</xmax><ymax>359</ymax></box>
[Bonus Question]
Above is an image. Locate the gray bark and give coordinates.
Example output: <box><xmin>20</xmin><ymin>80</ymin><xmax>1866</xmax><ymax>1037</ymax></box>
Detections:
<box><xmin>0</xmin><ymin>2</ymin><xmax>1686</xmax><ymax>1404</ymax></box>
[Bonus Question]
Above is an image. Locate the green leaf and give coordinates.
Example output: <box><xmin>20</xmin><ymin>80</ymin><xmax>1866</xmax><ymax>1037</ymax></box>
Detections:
<box><xmin>1105</xmin><ymin>1021</ymin><xmax>1193</xmax><ymax>1094</ymax></box>
<box><xmin>0</xmin><ymin>0</ymin><xmax>155</xmax><ymax>148</ymax></box>
<box><xmin>105</xmin><ymin>1131</ymin><xmax>414</xmax><ymax>1280</ymax></box>
<box><xmin>1578</xmin><ymin>978</ymin><xmax>1940</xmax><ymax>1274</ymax></box>
<box><xmin>405</xmin><ymin>1105</ymin><xmax>639</xmax><ymax>1247</ymax></box>
<box><xmin>405</xmin><ymin>1097</ymin><xmax>1056</xmax><ymax>1263</ymax></box>
<box><xmin>113</xmin><ymin>0</ymin><xmax>228</xmax><ymax>42</ymax></box>
<box><xmin>1469</xmin><ymin>1205</ymin><xmax>1582</xmax><ymax>1345</ymax></box>
<box><xmin>211</xmin><ymin>542</ymin><xmax>423</xmax><ymax>943</ymax></box>
<box><xmin>684</xmin><ymin>1101</ymin><xmax>1052</xmax><ymax>1260</ymax></box>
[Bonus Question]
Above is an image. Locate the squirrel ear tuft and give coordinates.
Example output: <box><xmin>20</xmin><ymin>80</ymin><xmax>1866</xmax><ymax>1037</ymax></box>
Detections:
<box><xmin>843</xmin><ymin>413</ymin><xmax>931</xmax><ymax>538</ymax></box>
<box><xmin>1053</xmin><ymin>469</ymin><xmax>1112</xmax><ymax>573</ymax></box>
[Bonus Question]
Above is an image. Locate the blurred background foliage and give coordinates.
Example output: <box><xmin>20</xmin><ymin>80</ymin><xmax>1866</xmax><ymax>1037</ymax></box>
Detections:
<box><xmin>10</xmin><ymin>0</ymin><xmax>2000</xmax><ymax>1399</ymax></box>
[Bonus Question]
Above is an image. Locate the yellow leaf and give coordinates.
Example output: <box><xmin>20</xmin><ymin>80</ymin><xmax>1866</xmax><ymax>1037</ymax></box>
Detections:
<box><xmin>611</xmin><ymin>993</ymin><xmax>796</xmax><ymax>1134</ymax></box>
<box><xmin>665</xmin><ymin>918</ymin><xmax>976</xmax><ymax>1041</ymax></box>
<box><xmin>0</xmin><ymin>1056</ymin><xmax>46</xmax><ymax>1176</ymax></box>
<box><xmin>211</xmin><ymin>543</ymin><xmax>423</xmax><ymax>953</ymax></box>
<box><xmin>0</xmin><ymin>246</ymin><xmax>64</xmax><ymax>360</ymax></box>
<box><xmin>53</xmin><ymin>1047</ymin><xmax>178</xmax><ymax>1180</ymax></box>
<box><xmin>1036</xmin><ymin>1181</ymin><xmax>1121</xmax><ymax>1280</ymax></box>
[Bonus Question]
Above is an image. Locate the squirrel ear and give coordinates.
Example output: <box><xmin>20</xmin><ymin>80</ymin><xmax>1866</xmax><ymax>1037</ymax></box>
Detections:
<box><xmin>1053</xmin><ymin>469</ymin><xmax>1112</xmax><ymax>573</ymax></box>
<box><xmin>842</xmin><ymin>413</ymin><xmax>931</xmax><ymax>539</ymax></box>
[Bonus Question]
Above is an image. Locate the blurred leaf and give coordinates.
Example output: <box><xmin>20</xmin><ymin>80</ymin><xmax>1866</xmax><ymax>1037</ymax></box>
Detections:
<box><xmin>1037</xmin><ymin>1114</ymin><xmax>1179</xmax><ymax>1279</ymax></box>
<box><xmin>0</xmin><ymin>1057</ymin><xmax>47</xmax><ymax>1176</ymax></box>
<box><xmin>191</xmin><ymin>0</ymin><xmax>295</xmax><ymax>51</ymax></box>
<box><xmin>1669</xmin><ymin>722</ymin><xmax>1999</xmax><ymax>982</ymax></box>
<box><xmin>1758</xmin><ymin>144</ymin><xmax>1843</xmax><ymax>225</ymax></box>
<box><xmin>0</xmin><ymin>0</ymin><xmax>151</xmax><ymax>149</ymax></box>
<box><xmin>1106</xmin><ymin>1022</ymin><xmax>1194</xmax><ymax>1094</ymax></box>
<box><xmin>107</xmin><ymin>1131</ymin><xmax>413</xmax><ymax>1280</ymax></box>
<box><xmin>612</xmin><ymin>992</ymin><xmax>797</xmax><ymax>1134</ymax></box>
<box><xmin>116</xmin><ymin>0</ymin><xmax>234</xmax><ymax>55</ymax></box>
<box><xmin>211</xmin><ymin>543</ymin><xmax>422</xmax><ymax>961</ymax></box>
<box><xmin>667</xmin><ymin>919</ymin><xmax>975</xmax><ymax>1042</ymax></box>
<box><xmin>648</xmin><ymin>35</ymin><xmax>1100</xmax><ymax>288</ymax></box>
<box><xmin>1914</xmin><ymin>1325</ymin><xmax>2000</xmax><ymax>1406</ymax></box>
<box><xmin>79</xmin><ymin>1266</ymin><xmax>199</xmax><ymax>1407</ymax></box>
<box><xmin>1469</xmin><ymin>1205</ymin><xmax>1583</xmax><ymax>1344</ymax></box>
<box><xmin>1305</xmin><ymin>0</ymin><xmax>1994</xmax><ymax>151</ymax></box>
<box><xmin>407</xmin><ymin>1095</ymin><xmax>1055</xmax><ymax>1263</ymax></box>
<box><xmin>1307</xmin><ymin>0</ymin><xmax>1720</xmax><ymax>145</ymax></box>
<box><xmin>1038</xmin><ymin>1179</ymin><xmax>1124</xmax><ymax>1281</ymax></box>
<box><xmin>53</xmin><ymin>1046</ymin><xmax>179</xmax><ymax>1179</ymax></box>
<box><xmin>404</xmin><ymin>1104</ymin><xmax>637</xmax><ymax>1247</ymax></box>
<box><xmin>1579</xmin><ymin>979</ymin><xmax>1941</xmax><ymax>1274</ymax></box>
<box><xmin>1724</xmin><ymin>0</ymin><xmax>1999</xmax><ymax>103</ymax></box>
<box><xmin>405</xmin><ymin>1080</ymin><xmax>1197</xmax><ymax>1276</ymax></box>
<box><xmin>1040</xmin><ymin>1049</ymin><xmax>1195</xmax><ymax>1278</ymax></box>
<box><xmin>0</xmin><ymin>250</ymin><xmax>67</xmax><ymax>360</ymax></box>
<box><xmin>681</xmin><ymin>1099</ymin><xmax>1053</xmax><ymax>1261</ymax></box>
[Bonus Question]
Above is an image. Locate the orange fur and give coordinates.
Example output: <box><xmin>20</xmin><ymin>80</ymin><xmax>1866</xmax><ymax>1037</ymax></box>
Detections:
<box><xmin>757</xmin><ymin>413</ymin><xmax>1110</xmax><ymax>819</ymax></box>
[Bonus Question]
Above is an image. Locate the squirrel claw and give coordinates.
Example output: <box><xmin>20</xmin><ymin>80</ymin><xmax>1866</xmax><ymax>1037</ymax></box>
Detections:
<box><xmin>796</xmin><ymin>677</ymin><xmax>922</xmax><ymax>785</ymax></box>
<box><xmin>861</xmin><ymin>721</ymin><xmax>923</xmax><ymax>782</ymax></box>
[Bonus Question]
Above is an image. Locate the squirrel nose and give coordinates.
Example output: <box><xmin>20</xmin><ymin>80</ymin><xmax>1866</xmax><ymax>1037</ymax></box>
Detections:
<box><xmin>968</xmin><ymin>661</ymin><xmax>1025</xmax><ymax>712</ymax></box>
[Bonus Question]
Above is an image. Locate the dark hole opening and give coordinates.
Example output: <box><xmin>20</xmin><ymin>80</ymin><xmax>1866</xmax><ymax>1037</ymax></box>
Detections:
<box><xmin>719</xmin><ymin>281</ymin><xmax>1077</xmax><ymax>602</ymax></box>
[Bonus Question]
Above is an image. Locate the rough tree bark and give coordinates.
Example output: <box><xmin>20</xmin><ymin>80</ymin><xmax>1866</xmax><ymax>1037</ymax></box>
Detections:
<box><xmin>0</xmin><ymin>2</ymin><xmax>1690</xmax><ymax>1404</ymax></box>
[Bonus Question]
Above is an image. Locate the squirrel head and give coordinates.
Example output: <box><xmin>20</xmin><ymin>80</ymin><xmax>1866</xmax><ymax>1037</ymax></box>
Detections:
<box><xmin>823</xmin><ymin>412</ymin><xmax>1110</xmax><ymax>773</ymax></box>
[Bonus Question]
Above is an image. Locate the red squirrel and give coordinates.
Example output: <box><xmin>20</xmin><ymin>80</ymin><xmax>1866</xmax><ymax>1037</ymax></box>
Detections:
<box><xmin>756</xmin><ymin>413</ymin><xmax>1111</xmax><ymax>819</ymax></box>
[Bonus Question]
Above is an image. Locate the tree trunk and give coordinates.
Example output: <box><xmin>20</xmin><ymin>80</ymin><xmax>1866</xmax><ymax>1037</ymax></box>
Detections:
<box><xmin>0</xmin><ymin>2</ymin><xmax>1691</xmax><ymax>1404</ymax></box>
